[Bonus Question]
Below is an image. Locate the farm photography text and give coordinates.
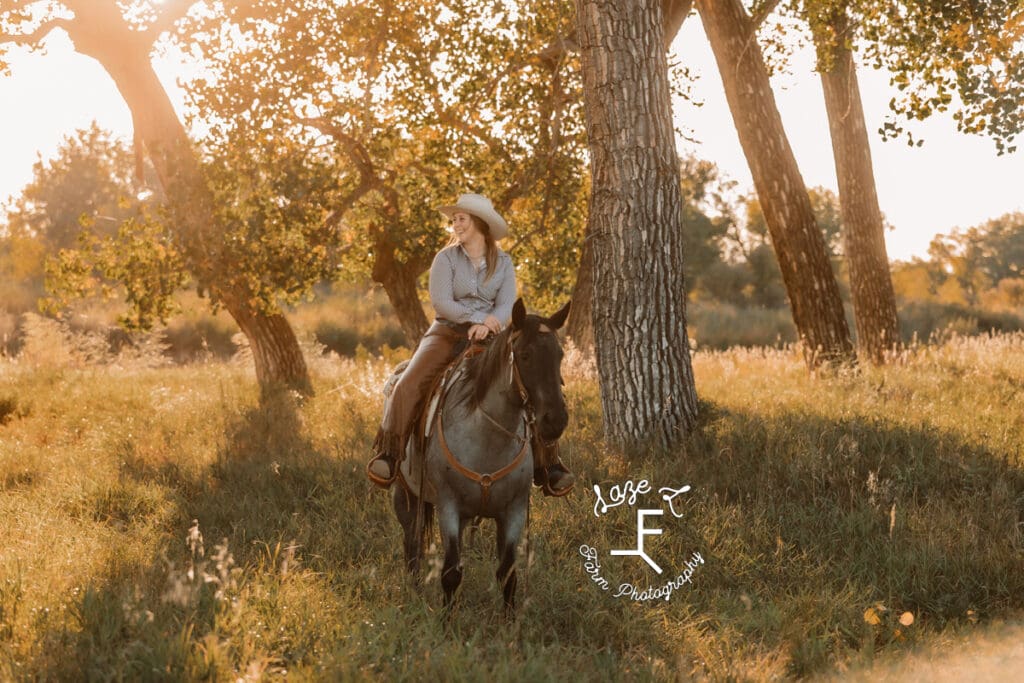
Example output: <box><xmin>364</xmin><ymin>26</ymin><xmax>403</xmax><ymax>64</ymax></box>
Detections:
<box><xmin>580</xmin><ymin>479</ymin><xmax>704</xmax><ymax>602</ymax></box>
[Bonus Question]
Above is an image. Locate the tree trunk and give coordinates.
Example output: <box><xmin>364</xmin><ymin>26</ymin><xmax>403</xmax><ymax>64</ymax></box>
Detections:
<box><xmin>566</xmin><ymin>1</ymin><xmax>690</xmax><ymax>356</ymax></box>
<box><xmin>566</xmin><ymin>231</ymin><xmax>595</xmax><ymax>352</ymax></box>
<box><xmin>224</xmin><ymin>294</ymin><xmax>313</xmax><ymax>397</ymax></box>
<box><xmin>372</xmin><ymin>236</ymin><xmax>429</xmax><ymax>345</ymax></box>
<box><xmin>64</xmin><ymin>4</ymin><xmax>312</xmax><ymax>396</ymax></box>
<box><xmin>575</xmin><ymin>0</ymin><xmax>699</xmax><ymax>452</ymax></box>
<box><xmin>817</xmin><ymin>13</ymin><xmax>901</xmax><ymax>363</ymax></box>
<box><xmin>696</xmin><ymin>0</ymin><xmax>855</xmax><ymax>367</ymax></box>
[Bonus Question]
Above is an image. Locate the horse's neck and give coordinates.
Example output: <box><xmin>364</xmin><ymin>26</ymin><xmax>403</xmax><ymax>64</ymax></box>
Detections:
<box><xmin>475</xmin><ymin>349</ymin><xmax>522</xmax><ymax>427</ymax></box>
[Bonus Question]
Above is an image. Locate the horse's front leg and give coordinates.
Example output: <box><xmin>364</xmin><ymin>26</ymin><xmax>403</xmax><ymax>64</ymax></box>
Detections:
<box><xmin>437</xmin><ymin>501</ymin><xmax>464</xmax><ymax>613</ymax></box>
<box><xmin>496</xmin><ymin>502</ymin><xmax>528</xmax><ymax>616</ymax></box>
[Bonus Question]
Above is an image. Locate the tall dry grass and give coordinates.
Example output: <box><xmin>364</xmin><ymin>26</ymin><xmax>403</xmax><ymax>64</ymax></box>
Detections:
<box><xmin>0</xmin><ymin>331</ymin><xmax>1022</xmax><ymax>679</ymax></box>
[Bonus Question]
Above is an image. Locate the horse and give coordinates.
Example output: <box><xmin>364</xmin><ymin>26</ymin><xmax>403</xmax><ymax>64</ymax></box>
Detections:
<box><xmin>392</xmin><ymin>297</ymin><xmax>570</xmax><ymax>613</ymax></box>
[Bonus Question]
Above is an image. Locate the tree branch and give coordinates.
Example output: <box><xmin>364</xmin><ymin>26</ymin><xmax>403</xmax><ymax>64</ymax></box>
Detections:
<box><xmin>750</xmin><ymin>0</ymin><xmax>782</xmax><ymax>29</ymax></box>
<box><xmin>0</xmin><ymin>18</ymin><xmax>73</xmax><ymax>47</ymax></box>
<box><xmin>663</xmin><ymin>0</ymin><xmax>694</xmax><ymax>49</ymax></box>
<box><xmin>298</xmin><ymin>117</ymin><xmax>377</xmax><ymax>179</ymax></box>
<box><xmin>2</xmin><ymin>0</ymin><xmax>39</xmax><ymax>12</ymax></box>
<box><xmin>535</xmin><ymin>34</ymin><xmax>578</xmax><ymax>64</ymax></box>
<box><xmin>298</xmin><ymin>116</ymin><xmax>405</xmax><ymax>239</ymax></box>
<box><xmin>142</xmin><ymin>0</ymin><xmax>201</xmax><ymax>44</ymax></box>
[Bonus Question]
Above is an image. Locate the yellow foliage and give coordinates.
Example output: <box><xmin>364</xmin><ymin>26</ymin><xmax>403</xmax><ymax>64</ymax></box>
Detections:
<box><xmin>936</xmin><ymin>278</ymin><xmax>970</xmax><ymax>306</ymax></box>
<box><xmin>891</xmin><ymin>263</ymin><xmax>934</xmax><ymax>302</ymax></box>
<box><xmin>1</xmin><ymin>232</ymin><xmax>47</xmax><ymax>281</ymax></box>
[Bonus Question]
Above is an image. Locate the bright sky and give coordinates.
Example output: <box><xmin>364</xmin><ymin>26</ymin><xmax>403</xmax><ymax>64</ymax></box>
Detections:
<box><xmin>1</xmin><ymin>18</ymin><xmax>1022</xmax><ymax>262</ymax></box>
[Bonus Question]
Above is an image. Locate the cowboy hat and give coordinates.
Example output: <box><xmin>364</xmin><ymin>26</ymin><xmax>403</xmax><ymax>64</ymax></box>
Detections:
<box><xmin>438</xmin><ymin>193</ymin><xmax>509</xmax><ymax>240</ymax></box>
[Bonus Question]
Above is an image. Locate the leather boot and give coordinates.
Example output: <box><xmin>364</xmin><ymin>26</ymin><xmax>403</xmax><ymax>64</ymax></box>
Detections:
<box><xmin>532</xmin><ymin>437</ymin><xmax>575</xmax><ymax>497</ymax></box>
<box><xmin>367</xmin><ymin>429</ymin><xmax>402</xmax><ymax>488</ymax></box>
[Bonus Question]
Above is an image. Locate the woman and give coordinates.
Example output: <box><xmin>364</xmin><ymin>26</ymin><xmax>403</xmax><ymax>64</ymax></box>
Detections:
<box><xmin>367</xmin><ymin>193</ymin><xmax>575</xmax><ymax>496</ymax></box>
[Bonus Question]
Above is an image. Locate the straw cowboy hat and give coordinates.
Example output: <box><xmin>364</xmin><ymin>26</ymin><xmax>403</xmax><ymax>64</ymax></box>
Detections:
<box><xmin>438</xmin><ymin>193</ymin><xmax>509</xmax><ymax>240</ymax></box>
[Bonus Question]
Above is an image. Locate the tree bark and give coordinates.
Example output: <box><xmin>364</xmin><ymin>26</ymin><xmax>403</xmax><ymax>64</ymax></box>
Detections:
<box><xmin>817</xmin><ymin>12</ymin><xmax>901</xmax><ymax>363</ymax></box>
<box><xmin>63</xmin><ymin>2</ymin><xmax>312</xmax><ymax>396</ymax></box>
<box><xmin>696</xmin><ymin>0</ymin><xmax>855</xmax><ymax>367</ymax></box>
<box><xmin>224</xmin><ymin>293</ymin><xmax>313</xmax><ymax>397</ymax></box>
<box><xmin>663</xmin><ymin>0</ymin><xmax>694</xmax><ymax>48</ymax></box>
<box><xmin>567</xmin><ymin>0</ymin><xmax>692</xmax><ymax>354</ymax></box>
<box><xmin>575</xmin><ymin>0</ymin><xmax>699</xmax><ymax>452</ymax></box>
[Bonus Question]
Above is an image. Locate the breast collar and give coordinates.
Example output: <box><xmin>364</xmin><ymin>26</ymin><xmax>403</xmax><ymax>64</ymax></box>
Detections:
<box><xmin>435</xmin><ymin>331</ymin><xmax>533</xmax><ymax>510</ymax></box>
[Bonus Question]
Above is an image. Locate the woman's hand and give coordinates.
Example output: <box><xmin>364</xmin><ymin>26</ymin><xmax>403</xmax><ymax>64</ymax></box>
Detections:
<box><xmin>483</xmin><ymin>315</ymin><xmax>502</xmax><ymax>335</ymax></box>
<box><xmin>468</xmin><ymin>324</ymin><xmax>491</xmax><ymax>341</ymax></box>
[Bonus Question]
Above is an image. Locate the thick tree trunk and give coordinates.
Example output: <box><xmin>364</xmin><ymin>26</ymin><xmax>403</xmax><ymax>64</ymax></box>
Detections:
<box><xmin>224</xmin><ymin>294</ymin><xmax>313</xmax><ymax>397</ymax></box>
<box><xmin>64</xmin><ymin>4</ymin><xmax>312</xmax><ymax>396</ymax></box>
<box><xmin>696</xmin><ymin>0</ymin><xmax>855</xmax><ymax>367</ymax></box>
<box><xmin>566</xmin><ymin>1</ymin><xmax>690</xmax><ymax>355</ymax></box>
<box><xmin>575</xmin><ymin>0</ymin><xmax>699</xmax><ymax>452</ymax></box>
<box><xmin>818</xmin><ymin>16</ymin><xmax>901</xmax><ymax>363</ymax></box>
<box><xmin>372</xmin><ymin>237</ymin><xmax>429</xmax><ymax>345</ymax></box>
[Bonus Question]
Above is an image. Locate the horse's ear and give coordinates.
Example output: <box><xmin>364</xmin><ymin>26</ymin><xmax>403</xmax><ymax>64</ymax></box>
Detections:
<box><xmin>548</xmin><ymin>300</ymin><xmax>571</xmax><ymax>330</ymax></box>
<box><xmin>512</xmin><ymin>298</ymin><xmax>526</xmax><ymax>329</ymax></box>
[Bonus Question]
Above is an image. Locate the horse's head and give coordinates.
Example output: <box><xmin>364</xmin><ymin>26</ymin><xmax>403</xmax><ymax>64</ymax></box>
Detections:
<box><xmin>510</xmin><ymin>298</ymin><xmax>571</xmax><ymax>443</ymax></box>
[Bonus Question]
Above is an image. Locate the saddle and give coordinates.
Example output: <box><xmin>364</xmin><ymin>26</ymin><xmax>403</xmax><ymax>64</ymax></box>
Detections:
<box><xmin>392</xmin><ymin>342</ymin><xmax>487</xmax><ymax>503</ymax></box>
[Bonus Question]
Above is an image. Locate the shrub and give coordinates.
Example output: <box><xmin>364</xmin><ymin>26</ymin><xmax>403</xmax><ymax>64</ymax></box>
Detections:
<box><xmin>687</xmin><ymin>302</ymin><xmax>796</xmax><ymax>350</ymax></box>
<box><xmin>898</xmin><ymin>301</ymin><xmax>1024</xmax><ymax>343</ymax></box>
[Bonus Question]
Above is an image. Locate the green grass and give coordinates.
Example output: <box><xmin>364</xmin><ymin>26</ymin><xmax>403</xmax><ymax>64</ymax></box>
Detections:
<box><xmin>1</xmin><ymin>334</ymin><xmax>1023</xmax><ymax>680</ymax></box>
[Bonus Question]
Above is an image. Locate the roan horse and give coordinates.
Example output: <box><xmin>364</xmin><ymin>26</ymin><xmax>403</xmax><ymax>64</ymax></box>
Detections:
<box><xmin>393</xmin><ymin>298</ymin><xmax>570</xmax><ymax>613</ymax></box>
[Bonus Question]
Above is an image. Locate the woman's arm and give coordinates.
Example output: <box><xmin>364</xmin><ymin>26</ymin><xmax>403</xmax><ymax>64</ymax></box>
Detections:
<box><xmin>490</xmin><ymin>255</ymin><xmax>517</xmax><ymax>325</ymax></box>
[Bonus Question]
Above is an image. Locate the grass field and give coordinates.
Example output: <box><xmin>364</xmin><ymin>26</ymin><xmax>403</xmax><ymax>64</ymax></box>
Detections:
<box><xmin>1</xmin><ymin>332</ymin><xmax>1023</xmax><ymax>680</ymax></box>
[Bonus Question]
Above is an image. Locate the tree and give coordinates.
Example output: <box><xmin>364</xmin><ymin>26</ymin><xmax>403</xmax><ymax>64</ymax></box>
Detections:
<box><xmin>694</xmin><ymin>0</ymin><xmax>854</xmax><ymax>367</ymax></box>
<box><xmin>575</xmin><ymin>0</ymin><xmax>699</xmax><ymax>451</ymax></box>
<box><xmin>4</xmin><ymin>123</ymin><xmax>144</xmax><ymax>250</ymax></box>
<box><xmin>0</xmin><ymin>222</ymin><xmax>46</xmax><ymax>314</ymax></box>
<box><xmin>925</xmin><ymin>212</ymin><xmax>1024</xmax><ymax>305</ymax></box>
<box><xmin>565</xmin><ymin>0</ymin><xmax>696</xmax><ymax>348</ymax></box>
<box><xmin>0</xmin><ymin>123</ymin><xmax>181</xmax><ymax>327</ymax></box>
<box><xmin>861</xmin><ymin>0</ymin><xmax>1024</xmax><ymax>154</ymax></box>
<box><xmin>795</xmin><ymin>1</ymin><xmax>898</xmax><ymax>363</ymax></box>
<box><xmin>1</xmin><ymin>0</ymin><xmax>314</xmax><ymax>398</ymax></box>
<box><xmin>181</xmin><ymin>0</ymin><xmax>589</xmax><ymax>345</ymax></box>
<box><xmin>0</xmin><ymin>123</ymin><xmax>143</xmax><ymax>313</ymax></box>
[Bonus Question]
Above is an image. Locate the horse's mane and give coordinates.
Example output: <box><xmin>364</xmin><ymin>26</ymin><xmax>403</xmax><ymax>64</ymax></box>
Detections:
<box><xmin>456</xmin><ymin>324</ymin><xmax>516</xmax><ymax>409</ymax></box>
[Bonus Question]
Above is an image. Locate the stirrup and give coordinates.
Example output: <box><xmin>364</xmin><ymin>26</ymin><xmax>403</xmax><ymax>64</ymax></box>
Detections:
<box><xmin>367</xmin><ymin>453</ymin><xmax>398</xmax><ymax>488</ymax></box>
<box><xmin>535</xmin><ymin>465</ymin><xmax>575</xmax><ymax>498</ymax></box>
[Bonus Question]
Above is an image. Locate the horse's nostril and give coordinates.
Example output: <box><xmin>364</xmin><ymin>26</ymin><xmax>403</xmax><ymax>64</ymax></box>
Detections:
<box><xmin>540</xmin><ymin>411</ymin><xmax>569</xmax><ymax>439</ymax></box>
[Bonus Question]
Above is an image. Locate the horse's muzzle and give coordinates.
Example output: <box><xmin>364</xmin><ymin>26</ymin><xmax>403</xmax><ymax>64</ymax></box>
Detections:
<box><xmin>537</xmin><ymin>407</ymin><xmax>568</xmax><ymax>442</ymax></box>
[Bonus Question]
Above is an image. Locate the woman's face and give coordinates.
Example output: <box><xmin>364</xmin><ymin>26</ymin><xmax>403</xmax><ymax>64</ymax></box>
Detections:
<box><xmin>450</xmin><ymin>211</ymin><xmax>482</xmax><ymax>244</ymax></box>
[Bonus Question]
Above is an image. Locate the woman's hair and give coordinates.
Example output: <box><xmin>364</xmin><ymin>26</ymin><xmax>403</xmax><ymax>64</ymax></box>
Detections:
<box><xmin>447</xmin><ymin>214</ymin><xmax>499</xmax><ymax>281</ymax></box>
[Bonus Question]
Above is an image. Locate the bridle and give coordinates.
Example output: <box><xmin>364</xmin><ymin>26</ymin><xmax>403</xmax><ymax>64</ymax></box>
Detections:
<box><xmin>435</xmin><ymin>329</ymin><xmax>550</xmax><ymax>508</ymax></box>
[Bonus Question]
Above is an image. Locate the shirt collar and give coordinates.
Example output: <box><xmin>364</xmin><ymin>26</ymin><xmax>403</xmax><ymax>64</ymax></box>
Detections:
<box><xmin>458</xmin><ymin>243</ymin><xmax>488</xmax><ymax>262</ymax></box>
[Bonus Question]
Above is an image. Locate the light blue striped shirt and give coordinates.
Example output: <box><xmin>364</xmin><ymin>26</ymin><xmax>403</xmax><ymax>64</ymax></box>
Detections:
<box><xmin>429</xmin><ymin>243</ymin><xmax>517</xmax><ymax>325</ymax></box>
